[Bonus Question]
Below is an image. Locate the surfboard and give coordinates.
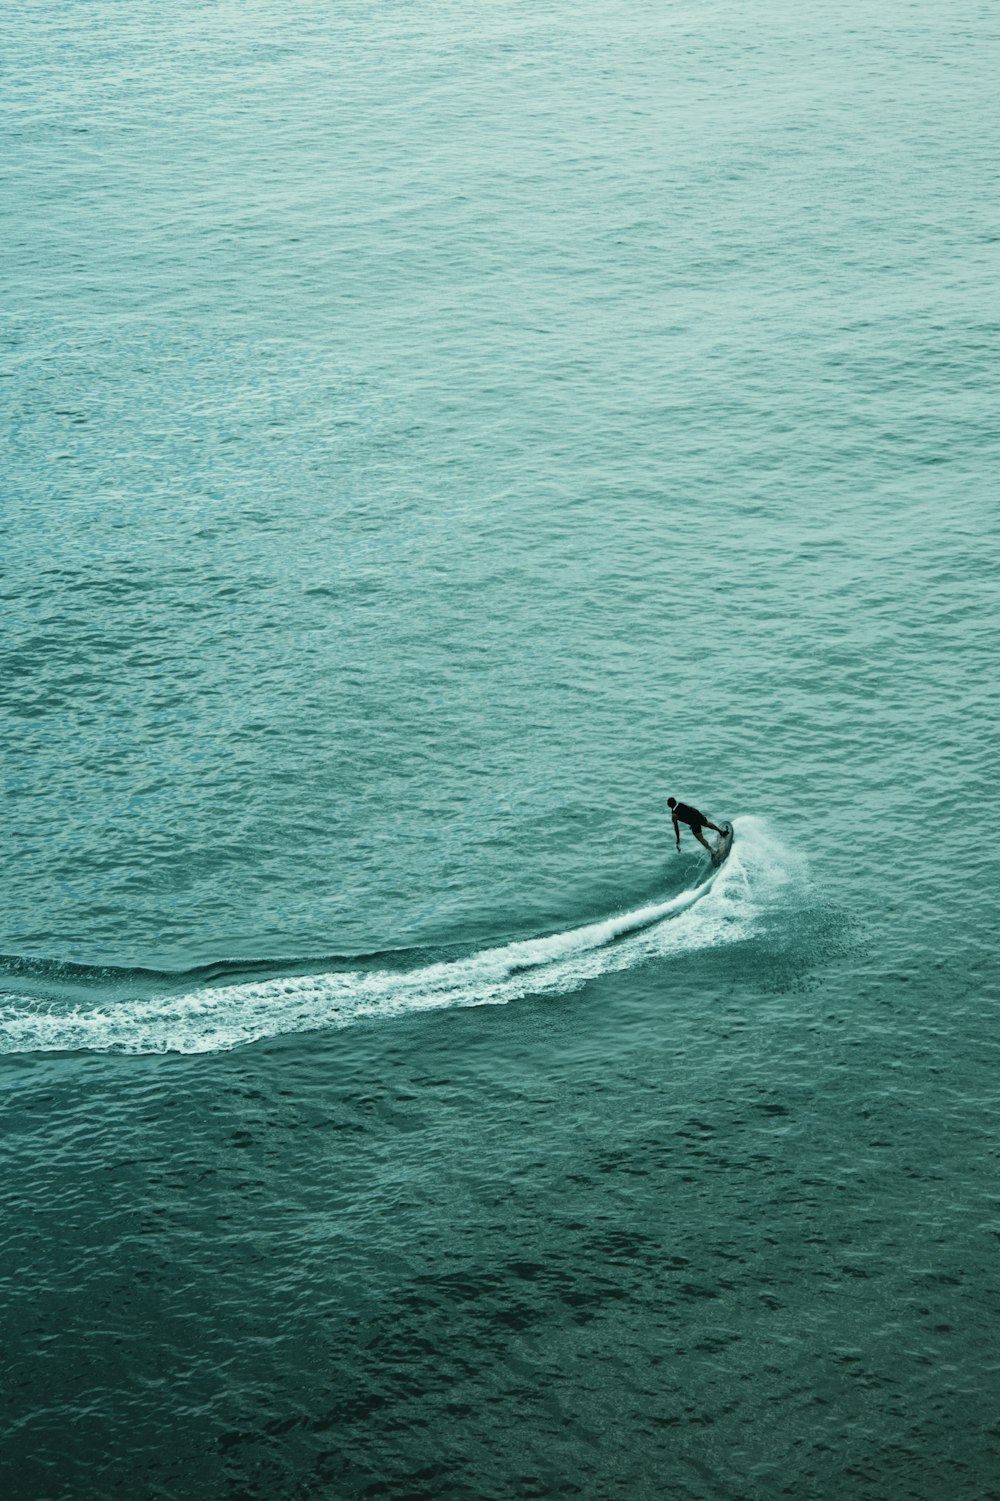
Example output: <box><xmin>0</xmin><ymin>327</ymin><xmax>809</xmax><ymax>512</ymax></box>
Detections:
<box><xmin>711</xmin><ymin>820</ymin><xmax>734</xmax><ymax>868</ymax></box>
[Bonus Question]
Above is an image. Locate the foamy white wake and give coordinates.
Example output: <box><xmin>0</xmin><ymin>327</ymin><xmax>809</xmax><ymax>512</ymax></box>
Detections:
<box><xmin>0</xmin><ymin>819</ymin><xmax>799</xmax><ymax>1055</ymax></box>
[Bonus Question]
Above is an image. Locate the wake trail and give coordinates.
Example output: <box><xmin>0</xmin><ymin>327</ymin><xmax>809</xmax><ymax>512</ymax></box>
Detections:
<box><xmin>0</xmin><ymin>818</ymin><xmax>800</xmax><ymax>1057</ymax></box>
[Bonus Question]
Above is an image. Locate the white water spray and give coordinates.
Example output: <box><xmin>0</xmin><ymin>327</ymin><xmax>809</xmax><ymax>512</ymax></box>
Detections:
<box><xmin>0</xmin><ymin>818</ymin><xmax>799</xmax><ymax>1055</ymax></box>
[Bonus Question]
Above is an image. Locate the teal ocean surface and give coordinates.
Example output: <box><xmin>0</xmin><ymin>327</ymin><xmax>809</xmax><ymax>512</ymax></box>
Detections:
<box><xmin>3</xmin><ymin>1</ymin><xmax>998</xmax><ymax>1496</ymax></box>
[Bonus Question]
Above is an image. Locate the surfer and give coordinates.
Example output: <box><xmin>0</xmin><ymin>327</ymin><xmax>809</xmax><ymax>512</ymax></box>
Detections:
<box><xmin>668</xmin><ymin>796</ymin><xmax>724</xmax><ymax>855</ymax></box>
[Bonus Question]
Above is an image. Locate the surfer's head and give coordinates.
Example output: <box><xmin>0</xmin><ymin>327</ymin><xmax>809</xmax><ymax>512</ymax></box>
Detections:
<box><xmin>667</xmin><ymin>796</ymin><xmax>676</xmax><ymax>808</ymax></box>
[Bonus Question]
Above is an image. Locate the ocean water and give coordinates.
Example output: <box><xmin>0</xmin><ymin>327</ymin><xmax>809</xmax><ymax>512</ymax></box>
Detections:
<box><xmin>2</xmin><ymin>0</ymin><xmax>999</xmax><ymax>1496</ymax></box>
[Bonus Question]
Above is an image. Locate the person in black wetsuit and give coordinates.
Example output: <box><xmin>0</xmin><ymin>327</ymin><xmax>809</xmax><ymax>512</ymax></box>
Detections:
<box><xmin>668</xmin><ymin>796</ymin><xmax>724</xmax><ymax>855</ymax></box>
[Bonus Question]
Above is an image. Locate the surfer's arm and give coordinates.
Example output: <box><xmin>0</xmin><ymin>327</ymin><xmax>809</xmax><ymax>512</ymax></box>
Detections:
<box><xmin>672</xmin><ymin>815</ymin><xmax>680</xmax><ymax>849</ymax></box>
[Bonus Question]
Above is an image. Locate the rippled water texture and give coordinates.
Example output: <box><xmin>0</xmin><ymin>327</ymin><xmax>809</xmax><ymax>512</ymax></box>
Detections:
<box><xmin>2</xmin><ymin>1</ymin><xmax>999</xmax><ymax>1497</ymax></box>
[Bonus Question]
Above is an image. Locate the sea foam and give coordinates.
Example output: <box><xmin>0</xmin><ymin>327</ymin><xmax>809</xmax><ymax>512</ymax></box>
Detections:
<box><xmin>0</xmin><ymin>818</ymin><xmax>798</xmax><ymax>1056</ymax></box>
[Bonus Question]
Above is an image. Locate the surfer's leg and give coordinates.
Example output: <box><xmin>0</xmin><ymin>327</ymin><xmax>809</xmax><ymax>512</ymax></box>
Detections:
<box><xmin>704</xmin><ymin>822</ymin><xmax>723</xmax><ymax>836</ymax></box>
<box><xmin>692</xmin><ymin>827</ymin><xmax>713</xmax><ymax>852</ymax></box>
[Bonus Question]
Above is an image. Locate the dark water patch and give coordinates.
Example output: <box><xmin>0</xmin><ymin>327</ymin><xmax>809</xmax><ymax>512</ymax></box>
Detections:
<box><xmin>4</xmin><ymin>966</ymin><xmax>999</xmax><ymax>1498</ymax></box>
